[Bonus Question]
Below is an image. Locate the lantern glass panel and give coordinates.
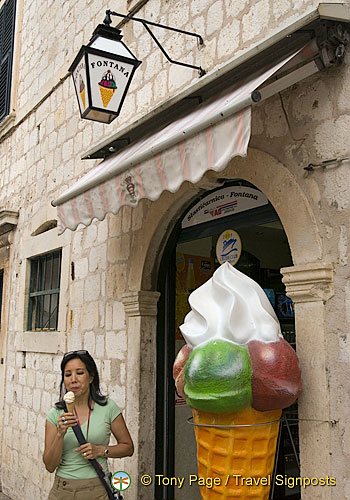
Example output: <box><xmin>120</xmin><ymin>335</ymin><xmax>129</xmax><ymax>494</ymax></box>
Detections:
<box><xmin>87</xmin><ymin>52</ymin><xmax>135</xmax><ymax>113</ymax></box>
<box><xmin>84</xmin><ymin>109</ymin><xmax>114</xmax><ymax>123</ymax></box>
<box><xmin>72</xmin><ymin>53</ymin><xmax>89</xmax><ymax>115</ymax></box>
<box><xmin>90</xmin><ymin>36</ymin><xmax>135</xmax><ymax>59</ymax></box>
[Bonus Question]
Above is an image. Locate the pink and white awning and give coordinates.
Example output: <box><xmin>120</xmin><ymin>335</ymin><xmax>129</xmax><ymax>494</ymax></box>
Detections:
<box><xmin>53</xmin><ymin>52</ymin><xmax>299</xmax><ymax>234</ymax></box>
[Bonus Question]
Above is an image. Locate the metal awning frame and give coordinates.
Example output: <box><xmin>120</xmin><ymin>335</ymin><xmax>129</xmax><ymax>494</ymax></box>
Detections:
<box><xmin>82</xmin><ymin>3</ymin><xmax>350</xmax><ymax>160</ymax></box>
<box><xmin>52</xmin><ymin>48</ymin><xmax>311</xmax><ymax>208</ymax></box>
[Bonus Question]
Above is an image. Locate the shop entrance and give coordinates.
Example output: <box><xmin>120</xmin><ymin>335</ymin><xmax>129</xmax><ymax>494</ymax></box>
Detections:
<box><xmin>155</xmin><ymin>181</ymin><xmax>300</xmax><ymax>500</ymax></box>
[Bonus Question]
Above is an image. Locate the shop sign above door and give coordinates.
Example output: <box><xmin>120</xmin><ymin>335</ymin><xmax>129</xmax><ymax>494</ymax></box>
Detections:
<box><xmin>182</xmin><ymin>186</ymin><xmax>268</xmax><ymax>229</ymax></box>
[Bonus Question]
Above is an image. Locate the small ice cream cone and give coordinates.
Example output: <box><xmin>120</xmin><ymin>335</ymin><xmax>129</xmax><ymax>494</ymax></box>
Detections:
<box><xmin>192</xmin><ymin>407</ymin><xmax>281</xmax><ymax>500</ymax></box>
<box><xmin>99</xmin><ymin>85</ymin><xmax>115</xmax><ymax>108</ymax></box>
<box><xmin>79</xmin><ymin>76</ymin><xmax>86</xmax><ymax>109</ymax></box>
<box><xmin>80</xmin><ymin>89</ymin><xmax>85</xmax><ymax>108</ymax></box>
<box><xmin>63</xmin><ymin>391</ymin><xmax>75</xmax><ymax>414</ymax></box>
<box><xmin>98</xmin><ymin>70</ymin><xmax>117</xmax><ymax>108</ymax></box>
<box><xmin>66</xmin><ymin>402</ymin><xmax>75</xmax><ymax>414</ymax></box>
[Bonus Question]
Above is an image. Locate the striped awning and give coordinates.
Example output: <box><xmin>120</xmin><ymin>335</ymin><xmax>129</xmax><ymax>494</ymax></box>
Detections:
<box><xmin>53</xmin><ymin>51</ymin><xmax>300</xmax><ymax>233</ymax></box>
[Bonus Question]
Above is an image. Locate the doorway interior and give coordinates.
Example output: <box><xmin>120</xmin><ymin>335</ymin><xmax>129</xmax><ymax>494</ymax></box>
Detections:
<box><xmin>155</xmin><ymin>180</ymin><xmax>300</xmax><ymax>500</ymax></box>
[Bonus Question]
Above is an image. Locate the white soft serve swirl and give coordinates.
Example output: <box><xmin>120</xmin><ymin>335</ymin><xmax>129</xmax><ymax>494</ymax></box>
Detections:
<box><xmin>180</xmin><ymin>262</ymin><xmax>282</xmax><ymax>348</ymax></box>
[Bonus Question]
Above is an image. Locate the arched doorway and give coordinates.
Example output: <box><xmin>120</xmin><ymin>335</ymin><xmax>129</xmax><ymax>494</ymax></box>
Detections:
<box><xmin>155</xmin><ymin>179</ymin><xmax>300</xmax><ymax>500</ymax></box>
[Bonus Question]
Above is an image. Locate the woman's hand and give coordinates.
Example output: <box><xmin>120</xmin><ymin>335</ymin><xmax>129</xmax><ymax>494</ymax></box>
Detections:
<box><xmin>43</xmin><ymin>416</ymin><xmax>78</xmax><ymax>473</ymax></box>
<box><xmin>57</xmin><ymin>412</ymin><xmax>78</xmax><ymax>437</ymax></box>
<box><xmin>75</xmin><ymin>443</ymin><xmax>104</xmax><ymax>460</ymax></box>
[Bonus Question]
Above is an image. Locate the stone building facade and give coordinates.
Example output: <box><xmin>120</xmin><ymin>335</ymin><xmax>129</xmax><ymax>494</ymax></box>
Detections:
<box><xmin>0</xmin><ymin>0</ymin><xmax>350</xmax><ymax>499</ymax></box>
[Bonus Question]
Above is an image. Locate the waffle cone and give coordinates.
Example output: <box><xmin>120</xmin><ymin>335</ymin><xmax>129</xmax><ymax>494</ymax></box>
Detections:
<box><xmin>66</xmin><ymin>402</ymin><xmax>75</xmax><ymax>414</ymax></box>
<box><xmin>192</xmin><ymin>407</ymin><xmax>281</xmax><ymax>500</ymax></box>
<box><xmin>99</xmin><ymin>85</ymin><xmax>115</xmax><ymax>108</ymax></box>
<box><xmin>80</xmin><ymin>89</ymin><xmax>85</xmax><ymax>108</ymax></box>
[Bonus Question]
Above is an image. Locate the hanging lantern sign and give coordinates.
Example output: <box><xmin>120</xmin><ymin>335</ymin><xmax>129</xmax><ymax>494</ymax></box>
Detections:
<box><xmin>69</xmin><ymin>24</ymin><xmax>141</xmax><ymax>124</ymax></box>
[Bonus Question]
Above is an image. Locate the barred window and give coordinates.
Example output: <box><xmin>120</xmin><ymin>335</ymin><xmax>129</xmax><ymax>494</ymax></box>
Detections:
<box><xmin>0</xmin><ymin>0</ymin><xmax>16</xmax><ymax>122</ymax></box>
<box><xmin>27</xmin><ymin>250</ymin><xmax>62</xmax><ymax>331</ymax></box>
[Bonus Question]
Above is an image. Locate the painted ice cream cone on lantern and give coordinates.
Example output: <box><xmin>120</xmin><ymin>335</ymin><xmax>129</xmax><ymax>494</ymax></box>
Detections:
<box><xmin>99</xmin><ymin>70</ymin><xmax>117</xmax><ymax>108</ymax></box>
<box><xmin>173</xmin><ymin>263</ymin><xmax>302</xmax><ymax>500</ymax></box>
<box><xmin>79</xmin><ymin>76</ymin><xmax>86</xmax><ymax>109</ymax></box>
<box><xmin>63</xmin><ymin>391</ymin><xmax>75</xmax><ymax>414</ymax></box>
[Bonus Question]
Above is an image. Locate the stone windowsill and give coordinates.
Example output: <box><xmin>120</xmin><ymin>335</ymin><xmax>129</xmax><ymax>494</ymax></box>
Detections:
<box><xmin>0</xmin><ymin>112</ymin><xmax>16</xmax><ymax>138</ymax></box>
<box><xmin>17</xmin><ymin>330</ymin><xmax>60</xmax><ymax>354</ymax></box>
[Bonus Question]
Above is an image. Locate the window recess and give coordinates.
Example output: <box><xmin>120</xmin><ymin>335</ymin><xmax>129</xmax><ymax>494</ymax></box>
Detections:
<box><xmin>27</xmin><ymin>250</ymin><xmax>62</xmax><ymax>332</ymax></box>
<box><xmin>0</xmin><ymin>0</ymin><xmax>16</xmax><ymax>123</ymax></box>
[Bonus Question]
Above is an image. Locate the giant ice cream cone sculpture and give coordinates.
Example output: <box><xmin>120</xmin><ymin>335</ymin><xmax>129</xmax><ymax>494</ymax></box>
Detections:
<box><xmin>173</xmin><ymin>263</ymin><xmax>302</xmax><ymax>500</ymax></box>
<box><xmin>64</xmin><ymin>391</ymin><xmax>75</xmax><ymax>414</ymax></box>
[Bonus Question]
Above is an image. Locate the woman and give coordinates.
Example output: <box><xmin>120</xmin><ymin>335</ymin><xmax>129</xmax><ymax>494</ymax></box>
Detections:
<box><xmin>43</xmin><ymin>350</ymin><xmax>134</xmax><ymax>499</ymax></box>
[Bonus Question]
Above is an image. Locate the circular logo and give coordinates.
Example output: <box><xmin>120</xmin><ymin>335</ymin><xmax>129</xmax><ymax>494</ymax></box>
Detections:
<box><xmin>111</xmin><ymin>471</ymin><xmax>131</xmax><ymax>491</ymax></box>
<box><xmin>216</xmin><ymin>229</ymin><xmax>242</xmax><ymax>266</ymax></box>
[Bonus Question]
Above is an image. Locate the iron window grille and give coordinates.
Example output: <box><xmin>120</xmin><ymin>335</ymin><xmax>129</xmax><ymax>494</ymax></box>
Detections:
<box><xmin>27</xmin><ymin>250</ymin><xmax>62</xmax><ymax>331</ymax></box>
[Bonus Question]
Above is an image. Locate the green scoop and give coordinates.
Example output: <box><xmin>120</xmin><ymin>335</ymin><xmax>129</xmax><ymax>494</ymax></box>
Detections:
<box><xmin>184</xmin><ymin>339</ymin><xmax>252</xmax><ymax>413</ymax></box>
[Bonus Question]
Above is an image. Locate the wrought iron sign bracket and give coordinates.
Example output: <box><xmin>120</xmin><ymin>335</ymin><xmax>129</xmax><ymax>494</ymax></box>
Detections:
<box><xmin>304</xmin><ymin>154</ymin><xmax>350</xmax><ymax>171</ymax></box>
<box><xmin>103</xmin><ymin>10</ymin><xmax>206</xmax><ymax>77</ymax></box>
<box><xmin>316</xmin><ymin>21</ymin><xmax>350</xmax><ymax>68</ymax></box>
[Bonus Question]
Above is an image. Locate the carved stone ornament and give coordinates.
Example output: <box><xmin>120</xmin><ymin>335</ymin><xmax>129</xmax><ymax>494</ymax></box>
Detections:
<box><xmin>0</xmin><ymin>210</ymin><xmax>19</xmax><ymax>246</ymax></box>
<box><xmin>122</xmin><ymin>290</ymin><xmax>160</xmax><ymax>317</ymax></box>
<box><xmin>281</xmin><ymin>262</ymin><xmax>334</xmax><ymax>303</ymax></box>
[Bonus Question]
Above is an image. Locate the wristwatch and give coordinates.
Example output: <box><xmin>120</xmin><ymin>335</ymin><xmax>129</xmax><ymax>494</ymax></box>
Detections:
<box><xmin>104</xmin><ymin>448</ymin><xmax>109</xmax><ymax>458</ymax></box>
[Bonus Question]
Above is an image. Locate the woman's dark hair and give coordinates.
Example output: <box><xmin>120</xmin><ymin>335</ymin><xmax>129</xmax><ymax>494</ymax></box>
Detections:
<box><xmin>55</xmin><ymin>351</ymin><xmax>108</xmax><ymax>410</ymax></box>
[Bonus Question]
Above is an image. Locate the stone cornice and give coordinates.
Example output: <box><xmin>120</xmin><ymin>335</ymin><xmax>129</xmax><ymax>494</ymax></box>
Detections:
<box><xmin>122</xmin><ymin>290</ymin><xmax>160</xmax><ymax>317</ymax></box>
<box><xmin>0</xmin><ymin>210</ymin><xmax>19</xmax><ymax>245</ymax></box>
<box><xmin>281</xmin><ymin>262</ymin><xmax>334</xmax><ymax>303</ymax></box>
<box><xmin>0</xmin><ymin>210</ymin><xmax>19</xmax><ymax>232</ymax></box>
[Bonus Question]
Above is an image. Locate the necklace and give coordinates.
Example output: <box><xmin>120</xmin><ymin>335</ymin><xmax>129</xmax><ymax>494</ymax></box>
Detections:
<box><xmin>74</xmin><ymin>407</ymin><xmax>92</xmax><ymax>441</ymax></box>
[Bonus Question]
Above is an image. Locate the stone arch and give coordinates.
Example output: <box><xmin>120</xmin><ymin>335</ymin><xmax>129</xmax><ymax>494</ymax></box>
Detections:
<box><xmin>135</xmin><ymin>146</ymin><xmax>323</xmax><ymax>290</ymax></box>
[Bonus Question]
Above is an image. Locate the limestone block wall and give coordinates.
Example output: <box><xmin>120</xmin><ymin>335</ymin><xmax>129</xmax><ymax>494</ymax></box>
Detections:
<box><xmin>0</xmin><ymin>0</ymin><xmax>350</xmax><ymax>499</ymax></box>
<box><xmin>250</xmin><ymin>60</ymin><xmax>350</xmax><ymax>498</ymax></box>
